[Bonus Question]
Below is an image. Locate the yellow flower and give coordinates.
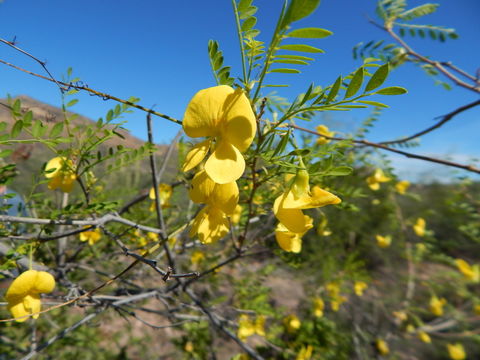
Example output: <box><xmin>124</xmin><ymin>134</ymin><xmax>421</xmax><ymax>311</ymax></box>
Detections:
<box><xmin>330</xmin><ymin>295</ymin><xmax>346</xmax><ymax>312</ymax></box>
<box><xmin>190</xmin><ymin>250</ymin><xmax>205</xmax><ymax>266</ymax></box>
<box><xmin>147</xmin><ymin>232</ymin><xmax>158</xmax><ymax>242</ymax></box>
<box><xmin>313</xmin><ymin>297</ymin><xmax>324</xmax><ymax>317</ymax></box>
<box><xmin>474</xmin><ymin>304</ymin><xmax>480</xmax><ymax>315</ymax></box>
<box><xmin>429</xmin><ymin>295</ymin><xmax>447</xmax><ymax>316</ymax></box>
<box><xmin>188</xmin><ymin>169</ymin><xmax>239</xmax><ymax>244</ymax></box>
<box><xmin>406</xmin><ymin>324</ymin><xmax>415</xmax><ymax>333</ymax></box>
<box><xmin>455</xmin><ymin>259</ymin><xmax>480</xmax><ymax>282</ymax></box>
<box><xmin>283</xmin><ymin>314</ymin><xmax>301</xmax><ymax>333</ymax></box>
<box><xmin>376</xmin><ymin>234</ymin><xmax>392</xmax><ymax>248</ymax></box>
<box><xmin>296</xmin><ymin>345</ymin><xmax>313</xmax><ymax>360</ymax></box>
<box><xmin>316</xmin><ymin>217</ymin><xmax>332</xmax><ymax>236</ymax></box>
<box><xmin>79</xmin><ymin>227</ymin><xmax>101</xmax><ymax>246</ymax></box>
<box><xmin>149</xmin><ymin>183</ymin><xmax>173</xmax><ymax>209</ymax></box>
<box><xmin>376</xmin><ymin>339</ymin><xmax>389</xmax><ymax>356</ymax></box>
<box><xmin>354</xmin><ymin>281</ymin><xmax>368</xmax><ymax>296</ymax></box>
<box><xmin>274</xmin><ymin>216</ymin><xmax>313</xmax><ymax>253</ymax></box>
<box><xmin>45</xmin><ymin>157</ymin><xmax>76</xmax><ymax>193</ymax></box>
<box><xmin>418</xmin><ymin>330</ymin><xmax>431</xmax><ymax>343</ymax></box>
<box><xmin>395</xmin><ymin>180</ymin><xmax>410</xmax><ymax>194</ymax></box>
<box><xmin>413</xmin><ymin>217</ymin><xmax>426</xmax><ymax>237</ymax></box>
<box><xmin>326</xmin><ymin>282</ymin><xmax>341</xmax><ymax>298</ymax></box>
<box><xmin>274</xmin><ymin>170</ymin><xmax>341</xmax><ymax>234</ymax></box>
<box><xmin>237</xmin><ymin>314</ymin><xmax>256</xmax><ymax>340</ymax></box>
<box><xmin>392</xmin><ymin>310</ymin><xmax>407</xmax><ymax>322</ymax></box>
<box><xmin>315</xmin><ymin>124</ymin><xmax>334</xmax><ymax>145</ymax></box>
<box><xmin>447</xmin><ymin>343</ymin><xmax>466</xmax><ymax>360</ymax></box>
<box><xmin>366</xmin><ymin>169</ymin><xmax>391</xmax><ymax>191</ymax></box>
<box><xmin>184</xmin><ymin>341</ymin><xmax>194</xmax><ymax>353</ymax></box>
<box><xmin>182</xmin><ymin>85</ymin><xmax>256</xmax><ymax>184</ymax></box>
<box><xmin>237</xmin><ymin>314</ymin><xmax>265</xmax><ymax>340</ymax></box>
<box><xmin>5</xmin><ymin>270</ymin><xmax>55</xmax><ymax>322</ymax></box>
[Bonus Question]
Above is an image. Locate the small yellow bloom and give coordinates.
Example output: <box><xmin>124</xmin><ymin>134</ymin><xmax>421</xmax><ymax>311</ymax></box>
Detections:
<box><xmin>376</xmin><ymin>234</ymin><xmax>392</xmax><ymax>248</ymax></box>
<box><xmin>190</xmin><ymin>206</ymin><xmax>230</xmax><ymax>244</ymax></box>
<box><xmin>376</xmin><ymin>339</ymin><xmax>389</xmax><ymax>355</ymax></box>
<box><xmin>182</xmin><ymin>85</ymin><xmax>256</xmax><ymax>184</ymax></box>
<box><xmin>45</xmin><ymin>157</ymin><xmax>76</xmax><ymax>193</ymax></box>
<box><xmin>447</xmin><ymin>343</ymin><xmax>466</xmax><ymax>360</ymax></box>
<box><xmin>283</xmin><ymin>314</ymin><xmax>301</xmax><ymax>333</ymax></box>
<box><xmin>190</xmin><ymin>250</ymin><xmax>205</xmax><ymax>266</ymax></box>
<box><xmin>237</xmin><ymin>314</ymin><xmax>265</xmax><ymax>340</ymax></box>
<box><xmin>296</xmin><ymin>345</ymin><xmax>313</xmax><ymax>360</ymax></box>
<box><xmin>330</xmin><ymin>295</ymin><xmax>346</xmax><ymax>312</ymax></box>
<box><xmin>79</xmin><ymin>227</ymin><xmax>101</xmax><ymax>246</ymax></box>
<box><xmin>147</xmin><ymin>232</ymin><xmax>158</xmax><ymax>242</ymax></box>
<box><xmin>413</xmin><ymin>218</ymin><xmax>426</xmax><ymax>237</ymax></box>
<box><xmin>316</xmin><ymin>217</ymin><xmax>332</xmax><ymax>236</ymax></box>
<box><xmin>429</xmin><ymin>295</ymin><xmax>447</xmax><ymax>316</ymax></box>
<box><xmin>5</xmin><ymin>270</ymin><xmax>55</xmax><ymax>322</ymax></box>
<box><xmin>274</xmin><ymin>170</ymin><xmax>340</xmax><ymax>234</ymax></box>
<box><xmin>354</xmin><ymin>281</ymin><xmax>368</xmax><ymax>296</ymax></box>
<box><xmin>474</xmin><ymin>304</ymin><xmax>480</xmax><ymax>315</ymax></box>
<box><xmin>371</xmin><ymin>198</ymin><xmax>381</xmax><ymax>205</ymax></box>
<box><xmin>392</xmin><ymin>310</ymin><xmax>407</xmax><ymax>322</ymax></box>
<box><xmin>313</xmin><ymin>297</ymin><xmax>324</xmax><ymax>317</ymax></box>
<box><xmin>254</xmin><ymin>315</ymin><xmax>266</xmax><ymax>337</ymax></box>
<box><xmin>184</xmin><ymin>341</ymin><xmax>194</xmax><ymax>353</ymax></box>
<box><xmin>406</xmin><ymin>324</ymin><xmax>415</xmax><ymax>333</ymax></box>
<box><xmin>395</xmin><ymin>180</ymin><xmax>410</xmax><ymax>194</ymax></box>
<box><xmin>326</xmin><ymin>282</ymin><xmax>341</xmax><ymax>298</ymax></box>
<box><xmin>455</xmin><ymin>259</ymin><xmax>480</xmax><ymax>282</ymax></box>
<box><xmin>149</xmin><ymin>183</ymin><xmax>173</xmax><ymax>208</ymax></box>
<box><xmin>366</xmin><ymin>169</ymin><xmax>391</xmax><ymax>191</ymax></box>
<box><xmin>417</xmin><ymin>330</ymin><xmax>431</xmax><ymax>343</ymax></box>
<box><xmin>315</xmin><ymin>124</ymin><xmax>335</xmax><ymax>145</ymax></box>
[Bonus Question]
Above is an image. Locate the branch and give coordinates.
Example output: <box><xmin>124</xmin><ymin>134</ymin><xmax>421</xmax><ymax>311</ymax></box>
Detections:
<box><xmin>289</xmin><ymin>124</ymin><xmax>480</xmax><ymax>174</ymax></box>
<box><xmin>380</xmin><ymin>99</ymin><xmax>480</xmax><ymax>145</ymax></box>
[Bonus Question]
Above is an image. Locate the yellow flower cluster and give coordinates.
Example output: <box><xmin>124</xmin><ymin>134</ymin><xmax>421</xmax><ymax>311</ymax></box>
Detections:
<box><xmin>366</xmin><ymin>169</ymin><xmax>390</xmax><ymax>191</ymax></box>
<box><xmin>315</xmin><ymin>124</ymin><xmax>334</xmax><ymax>145</ymax></box>
<box><xmin>429</xmin><ymin>295</ymin><xmax>447</xmax><ymax>316</ymax></box>
<box><xmin>326</xmin><ymin>282</ymin><xmax>346</xmax><ymax>311</ymax></box>
<box><xmin>274</xmin><ymin>169</ymin><xmax>341</xmax><ymax>253</ymax></box>
<box><xmin>447</xmin><ymin>343</ymin><xmax>466</xmax><ymax>360</ymax></box>
<box><xmin>45</xmin><ymin>157</ymin><xmax>76</xmax><ymax>193</ymax></box>
<box><xmin>395</xmin><ymin>180</ymin><xmax>410</xmax><ymax>194</ymax></box>
<box><xmin>354</xmin><ymin>281</ymin><xmax>368</xmax><ymax>296</ymax></box>
<box><xmin>237</xmin><ymin>314</ymin><xmax>266</xmax><ymax>340</ymax></box>
<box><xmin>182</xmin><ymin>86</ymin><xmax>256</xmax><ymax>244</ymax></box>
<box><xmin>5</xmin><ymin>270</ymin><xmax>55</xmax><ymax>322</ymax></box>
<box><xmin>376</xmin><ymin>234</ymin><xmax>392</xmax><ymax>248</ymax></box>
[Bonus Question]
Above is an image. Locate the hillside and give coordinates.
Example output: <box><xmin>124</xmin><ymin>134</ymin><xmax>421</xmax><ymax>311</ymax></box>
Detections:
<box><xmin>0</xmin><ymin>95</ymin><xmax>175</xmax><ymax>198</ymax></box>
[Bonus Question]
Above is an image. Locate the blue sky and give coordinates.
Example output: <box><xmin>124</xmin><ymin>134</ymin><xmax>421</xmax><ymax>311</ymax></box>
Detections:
<box><xmin>0</xmin><ymin>0</ymin><xmax>479</xmax><ymax>179</ymax></box>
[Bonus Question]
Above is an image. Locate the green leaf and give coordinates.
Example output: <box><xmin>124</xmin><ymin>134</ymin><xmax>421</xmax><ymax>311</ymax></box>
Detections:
<box><xmin>287</xmin><ymin>27</ymin><xmax>333</xmax><ymax>39</ymax></box>
<box><xmin>345</xmin><ymin>67</ymin><xmax>364</xmax><ymax>99</ymax></box>
<box><xmin>237</xmin><ymin>0</ymin><xmax>253</xmax><ymax>13</ymax></box>
<box><xmin>0</xmin><ymin>149</ymin><xmax>13</xmax><ymax>158</ymax></box>
<box><xmin>32</xmin><ymin>120</ymin><xmax>43</xmax><ymax>137</ymax></box>
<box><xmin>11</xmin><ymin>120</ymin><xmax>23</xmax><ymax>138</ymax></box>
<box><xmin>50</xmin><ymin>122</ymin><xmax>64</xmax><ymax>137</ymax></box>
<box><xmin>12</xmin><ymin>99</ymin><xmax>21</xmax><ymax>114</ymax></box>
<box><xmin>23</xmin><ymin>111</ymin><xmax>33</xmax><ymax>125</ymax></box>
<box><xmin>66</xmin><ymin>99</ymin><xmax>78</xmax><ymax>107</ymax></box>
<box><xmin>399</xmin><ymin>4</ymin><xmax>439</xmax><ymax>21</ymax></box>
<box><xmin>239</xmin><ymin>6</ymin><xmax>257</xmax><ymax>19</ymax></box>
<box><xmin>0</xmin><ymin>122</ymin><xmax>7</xmax><ymax>132</ymax></box>
<box><xmin>279</xmin><ymin>44</ymin><xmax>324</xmax><ymax>53</ymax></box>
<box><xmin>241</xmin><ymin>16</ymin><xmax>257</xmax><ymax>31</ymax></box>
<box><xmin>375</xmin><ymin>86</ymin><xmax>408</xmax><ymax>95</ymax></box>
<box><xmin>326</xmin><ymin>76</ymin><xmax>342</xmax><ymax>103</ymax></box>
<box><xmin>283</xmin><ymin>0</ymin><xmax>321</xmax><ymax>25</ymax></box>
<box><xmin>213</xmin><ymin>55</ymin><xmax>223</xmax><ymax>71</ymax></box>
<box><xmin>356</xmin><ymin>100</ymin><xmax>390</xmax><ymax>108</ymax></box>
<box><xmin>275</xmin><ymin>54</ymin><xmax>314</xmax><ymax>61</ymax></box>
<box><xmin>326</xmin><ymin>166</ymin><xmax>353</xmax><ymax>176</ymax></box>
<box><xmin>269</xmin><ymin>68</ymin><xmax>301</xmax><ymax>74</ymax></box>
<box><xmin>273</xmin><ymin>59</ymin><xmax>309</xmax><ymax>65</ymax></box>
<box><xmin>365</xmin><ymin>63</ymin><xmax>389</xmax><ymax>92</ymax></box>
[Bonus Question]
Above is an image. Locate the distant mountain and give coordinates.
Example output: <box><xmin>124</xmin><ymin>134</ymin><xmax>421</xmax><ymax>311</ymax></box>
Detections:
<box><xmin>0</xmin><ymin>96</ymin><xmax>175</xmax><ymax>197</ymax></box>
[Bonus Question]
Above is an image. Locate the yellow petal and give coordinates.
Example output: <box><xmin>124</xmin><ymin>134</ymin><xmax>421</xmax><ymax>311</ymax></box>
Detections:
<box><xmin>231</xmin><ymin>204</ymin><xmax>242</xmax><ymax>224</ymax></box>
<box><xmin>22</xmin><ymin>294</ymin><xmax>41</xmax><ymax>319</ymax></box>
<box><xmin>205</xmin><ymin>140</ymin><xmax>245</xmax><ymax>184</ymax></box>
<box><xmin>183</xmin><ymin>86</ymin><xmax>232</xmax><ymax>138</ymax></box>
<box><xmin>275</xmin><ymin>227</ymin><xmax>302</xmax><ymax>253</ymax></box>
<box><xmin>190</xmin><ymin>206</ymin><xmax>229</xmax><ymax>244</ymax></box>
<box><xmin>274</xmin><ymin>194</ymin><xmax>310</xmax><ymax>233</ymax></box>
<box><xmin>32</xmin><ymin>271</ymin><xmax>55</xmax><ymax>294</ymax></box>
<box><xmin>210</xmin><ymin>181</ymin><xmax>239</xmax><ymax>215</ymax></box>
<box><xmin>376</xmin><ymin>339</ymin><xmax>389</xmax><ymax>355</ymax></box>
<box><xmin>5</xmin><ymin>270</ymin><xmax>37</xmax><ymax>300</ymax></box>
<box><xmin>182</xmin><ymin>139</ymin><xmax>211</xmax><ymax>172</ymax></box>
<box><xmin>222</xmin><ymin>88</ymin><xmax>256</xmax><ymax>152</ymax></box>
<box><xmin>189</xmin><ymin>170</ymin><xmax>216</xmax><ymax>204</ymax></box>
<box><xmin>45</xmin><ymin>157</ymin><xmax>65</xmax><ymax>178</ymax></box>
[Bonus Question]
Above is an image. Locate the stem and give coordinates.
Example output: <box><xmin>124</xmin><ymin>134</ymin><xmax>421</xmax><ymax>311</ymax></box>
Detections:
<box><xmin>231</xmin><ymin>0</ymin><xmax>248</xmax><ymax>87</ymax></box>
